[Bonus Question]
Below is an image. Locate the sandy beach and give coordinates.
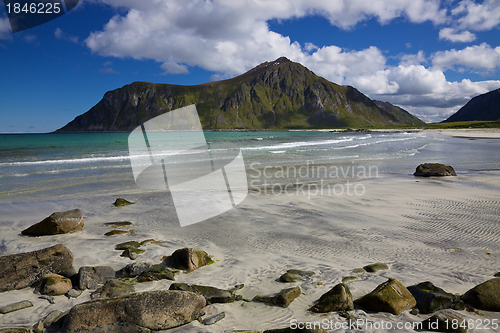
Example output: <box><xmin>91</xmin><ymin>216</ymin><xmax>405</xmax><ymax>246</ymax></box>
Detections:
<box><xmin>0</xmin><ymin>129</ymin><xmax>499</xmax><ymax>332</ymax></box>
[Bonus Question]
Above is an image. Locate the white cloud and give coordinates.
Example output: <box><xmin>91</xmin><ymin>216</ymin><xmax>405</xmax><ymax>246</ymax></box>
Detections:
<box><xmin>452</xmin><ymin>0</ymin><xmax>500</xmax><ymax>31</ymax></box>
<box><xmin>0</xmin><ymin>17</ymin><xmax>12</xmax><ymax>40</ymax></box>
<box><xmin>160</xmin><ymin>62</ymin><xmax>189</xmax><ymax>74</ymax></box>
<box><xmin>82</xmin><ymin>0</ymin><xmax>500</xmax><ymax>121</ymax></box>
<box><xmin>438</xmin><ymin>28</ymin><xmax>476</xmax><ymax>43</ymax></box>
<box><xmin>432</xmin><ymin>43</ymin><xmax>500</xmax><ymax>70</ymax></box>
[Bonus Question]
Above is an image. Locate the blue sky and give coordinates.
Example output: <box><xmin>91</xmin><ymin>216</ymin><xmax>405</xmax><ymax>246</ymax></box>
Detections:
<box><xmin>1</xmin><ymin>0</ymin><xmax>500</xmax><ymax>133</ymax></box>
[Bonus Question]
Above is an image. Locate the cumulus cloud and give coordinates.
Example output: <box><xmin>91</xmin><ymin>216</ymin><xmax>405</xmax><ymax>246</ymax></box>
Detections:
<box><xmin>0</xmin><ymin>17</ymin><xmax>12</xmax><ymax>40</ymax></box>
<box><xmin>432</xmin><ymin>43</ymin><xmax>500</xmax><ymax>70</ymax></box>
<box><xmin>439</xmin><ymin>28</ymin><xmax>476</xmax><ymax>42</ymax></box>
<box><xmin>82</xmin><ymin>0</ymin><xmax>500</xmax><ymax>121</ymax></box>
<box><xmin>452</xmin><ymin>0</ymin><xmax>500</xmax><ymax>31</ymax></box>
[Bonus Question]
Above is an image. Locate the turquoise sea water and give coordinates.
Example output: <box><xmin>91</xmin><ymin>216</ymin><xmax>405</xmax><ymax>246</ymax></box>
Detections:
<box><xmin>0</xmin><ymin>131</ymin><xmax>499</xmax><ymax>203</ymax></box>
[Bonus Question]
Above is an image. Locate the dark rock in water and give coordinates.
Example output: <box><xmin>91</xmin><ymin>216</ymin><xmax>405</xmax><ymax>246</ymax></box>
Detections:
<box><xmin>0</xmin><ymin>329</ymin><xmax>33</xmax><ymax>333</ymax></box>
<box><xmin>354</xmin><ymin>278</ymin><xmax>416</xmax><ymax>315</ymax></box>
<box><xmin>21</xmin><ymin>209</ymin><xmax>84</xmax><ymax>236</ymax></box>
<box><xmin>254</xmin><ymin>287</ymin><xmax>301</xmax><ymax>308</ymax></box>
<box><xmin>414</xmin><ymin>163</ymin><xmax>457</xmax><ymax>177</ymax></box>
<box><xmin>494</xmin><ymin>272</ymin><xmax>500</xmax><ymax>277</ymax></box>
<box><xmin>342</xmin><ymin>276</ymin><xmax>359</xmax><ymax>283</ymax></box>
<box><xmin>113</xmin><ymin>198</ymin><xmax>134</xmax><ymax>207</ymax></box>
<box><xmin>116</xmin><ymin>262</ymin><xmax>152</xmax><ymax>278</ymax></box>
<box><xmin>352</xmin><ymin>268</ymin><xmax>367</xmax><ymax>274</ymax></box>
<box><xmin>62</xmin><ymin>290</ymin><xmax>206</xmax><ymax>333</ymax></box>
<box><xmin>461</xmin><ymin>278</ymin><xmax>500</xmax><ymax>311</ymax></box>
<box><xmin>0</xmin><ymin>244</ymin><xmax>73</xmax><ymax>292</ymax></box>
<box><xmin>279</xmin><ymin>269</ymin><xmax>315</xmax><ymax>283</ymax></box>
<box><xmin>408</xmin><ymin>281</ymin><xmax>465</xmax><ymax>314</ymax></box>
<box><xmin>165</xmin><ymin>248</ymin><xmax>214</xmax><ymax>273</ymax></box>
<box><xmin>310</xmin><ymin>283</ymin><xmax>353</xmax><ymax>313</ymax></box>
<box><xmin>137</xmin><ymin>264</ymin><xmax>176</xmax><ymax>282</ymax></box>
<box><xmin>40</xmin><ymin>273</ymin><xmax>72</xmax><ymax>296</ymax></box>
<box><xmin>104</xmin><ymin>229</ymin><xmax>135</xmax><ymax>236</ymax></box>
<box><xmin>77</xmin><ymin>266</ymin><xmax>115</xmax><ymax>290</ymax></box>
<box><xmin>103</xmin><ymin>221</ymin><xmax>133</xmax><ymax>227</ymax></box>
<box><xmin>169</xmin><ymin>283</ymin><xmax>236</xmax><ymax>304</ymax></box>
<box><xmin>202</xmin><ymin>312</ymin><xmax>226</xmax><ymax>325</ymax></box>
<box><xmin>363</xmin><ymin>262</ymin><xmax>389</xmax><ymax>273</ymax></box>
<box><xmin>39</xmin><ymin>295</ymin><xmax>55</xmax><ymax>304</ymax></box>
<box><xmin>121</xmin><ymin>248</ymin><xmax>144</xmax><ymax>260</ymax></box>
<box><xmin>90</xmin><ymin>279</ymin><xmax>135</xmax><ymax>300</ymax></box>
<box><xmin>115</xmin><ymin>241</ymin><xmax>141</xmax><ymax>250</ymax></box>
<box><xmin>421</xmin><ymin>310</ymin><xmax>469</xmax><ymax>333</ymax></box>
<box><xmin>0</xmin><ymin>300</ymin><xmax>33</xmax><ymax>314</ymax></box>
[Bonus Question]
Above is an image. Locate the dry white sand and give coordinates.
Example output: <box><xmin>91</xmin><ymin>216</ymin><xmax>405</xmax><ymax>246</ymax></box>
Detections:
<box><xmin>1</xmin><ymin>172</ymin><xmax>500</xmax><ymax>332</ymax></box>
<box><xmin>427</xmin><ymin>128</ymin><xmax>500</xmax><ymax>139</ymax></box>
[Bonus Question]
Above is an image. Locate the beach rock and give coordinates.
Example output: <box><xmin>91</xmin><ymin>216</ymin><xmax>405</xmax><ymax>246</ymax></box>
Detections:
<box><xmin>40</xmin><ymin>273</ymin><xmax>72</xmax><ymax>296</ymax></box>
<box><xmin>0</xmin><ymin>244</ymin><xmax>73</xmax><ymax>292</ymax></box>
<box><xmin>137</xmin><ymin>264</ymin><xmax>176</xmax><ymax>282</ymax></box>
<box><xmin>352</xmin><ymin>268</ymin><xmax>367</xmax><ymax>274</ymax></box>
<box><xmin>113</xmin><ymin>198</ymin><xmax>134</xmax><ymax>206</ymax></box>
<box><xmin>43</xmin><ymin>310</ymin><xmax>64</xmax><ymax>328</ymax></box>
<box><xmin>342</xmin><ymin>276</ymin><xmax>359</xmax><ymax>283</ymax></box>
<box><xmin>32</xmin><ymin>321</ymin><xmax>44</xmax><ymax>333</ymax></box>
<box><xmin>414</xmin><ymin>163</ymin><xmax>457</xmax><ymax>177</ymax></box>
<box><xmin>21</xmin><ymin>209</ymin><xmax>84</xmax><ymax>236</ymax></box>
<box><xmin>354</xmin><ymin>278</ymin><xmax>416</xmax><ymax>315</ymax></box>
<box><xmin>310</xmin><ymin>283</ymin><xmax>353</xmax><ymax>313</ymax></box>
<box><xmin>169</xmin><ymin>283</ymin><xmax>236</xmax><ymax>304</ymax></box>
<box><xmin>121</xmin><ymin>248</ymin><xmax>141</xmax><ymax>260</ymax></box>
<box><xmin>62</xmin><ymin>290</ymin><xmax>206</xmax><ymax>333</ymax></box>
<box><xmin>65</xmin><ymin>289</ymin><xmax>82</xmax><ymax>299</ymax></box>
<box><xmin>408</xmin><ymin>281</ymin><xmax>465</xmax><ymax>314</ymax></box>
<box><xmin>116</xmin><ymin>262</ymin><xmax>152</xmax><ymax>278</ymax></box>
<box><xmin>461</xmin><ymin>277</ymin><xmax>500</xmax><ymax>311</ymax></box>
<box><xmin>103</xmin><ymin>221</ymin><xmax>133</xmax><ymax>227</ymax></box>
<box><xmin>279</xmin><ymin>269</ymin><xmax>315</xmax><ymax>283</ymax></box>
<box><xmin>104</xmin><ymin>229</ymin><xmax>135</xmax><ymax>236</ymax></box>
<box><xmin>363</xmin><ymin>262</ymin><xmax>389</xmax><ymax>273</ymax></box>
<box><xmin>90</xmin><ymin>279</ymin><xmax>135</xmax><ymax>300</ymax></box>
<box><xmin>0</xmin><ymin>300</ymin><xmax>33</xmax><ymax>314</ymax></box>
<box><xmin>77</xmin><ymin>266</ymin><xmax>115</xmax><ymax>290</ymax></box>
<box><xmin>202</xmin><ymin>312</ymin><xmax>226</xmax><ymax>325</ymax></box>
<box><xmin>254</xmin><ymin>286</ymin><xmax>301</xmax><ymax>308</ymax></box>
<box><xmin>165</xmin><ymin>247</ymin><xmax>214</xmax><ymax>273</ymax></box>
<box><xmin>421</xmin><ymin>310</ymin><xmax>469</xmax><ymax>333</ymax></box>
<box><xmin>115</xmin><ymin>241</ymin><xmax>141</xmax><ymax>250</ymax></box>
<box><xmin>0</xmin><ymin>329</ymin><xmax>33</xmax><ymax>333</ymax></box>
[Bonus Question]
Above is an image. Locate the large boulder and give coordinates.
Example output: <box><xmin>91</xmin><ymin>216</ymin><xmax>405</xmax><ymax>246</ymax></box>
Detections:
<box><xmin>137</xmin><ymin>264</ymin><xmax>176</xmax><ymax>282</ymax></box>
<box><xmin>165</xmin><ymin>248</ymin><xmax>214</xmax><ymax>273</ymax></box>
<box><xmin>310</xmin><ymin>283</ymin><xmax>353</xmax><ymax>313</ymax></box>
<box><xmin>21</xmin><ymin>209</ymin><xmax>84</xmax><ymax>236</ymax></box>
<box><xmin>116</xmin><ymin>262</ymin><xmax>152</xmax><ymax>278</ymax></box>
<box><xmin>408</xmin><ymin>281</ymin><xmax>465</xmax><ymax>314</ymax></box>
<box><xmin>62</xmin><ymin>290</ymin><xmax>206</xmax><ymax>333</ymax></box>
<box><xmin>461</xmin><ymin>278</ymin><xmax>500</xmax><ymax>311</ymax></box>
<box><xmin>0</xmin><ymin>244</ymin><xmax>73</xmax><ymax>292</ymax></box>
<box><xmin>354</xmin><ymin>278</ymin><xmax>416</xmax><ymax>315</ymax></box>
<box><xmin>77</xmin><ymin>266</ymin><xmax>115</xmax><ymax>290</ymax></box>
<box><xmin>279</xmin><ymin>269</ymin><xmax>315</xmax><ymax>283</ymax></box>
<box><xmin>414</xmin><ymin>163</ymin><xmax>457</xmax><ymax>177</ymax></box>
<box><xmin>169</xmin><ymin>283</ymin><xmax>236</xmax><ymax>304</ymax></box>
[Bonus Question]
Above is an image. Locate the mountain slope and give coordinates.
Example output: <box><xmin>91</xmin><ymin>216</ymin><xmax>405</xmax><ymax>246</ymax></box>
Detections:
<box><xmin>56</xmin><ymin>57</ymin><xmax>424</xmax><ymax>131</ymax></box>
<box><xmin>444</xmin><ymin>88</ymin><xmax>500</xmax><ymax>122</ymax></box>
<box><xmin>373</xmin><ymin>100</ymin><xmax>425</xmax><ymax>126</ymax></box>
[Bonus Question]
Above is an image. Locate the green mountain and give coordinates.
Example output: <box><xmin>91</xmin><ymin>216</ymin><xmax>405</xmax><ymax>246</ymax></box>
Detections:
<box><xmin>373</xmin><ymin>100</ymin><xmax>425</xmax><ymax>126</ymax></box>
<box><xmin>444</xmin><ymin>88</ymin><xmax>500</xmax><ymax>122</ymax></box>
<box><xmin>56</xmin><ymin>57</ymin><xmax>424</xmax><ymax>132</ymax></box>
